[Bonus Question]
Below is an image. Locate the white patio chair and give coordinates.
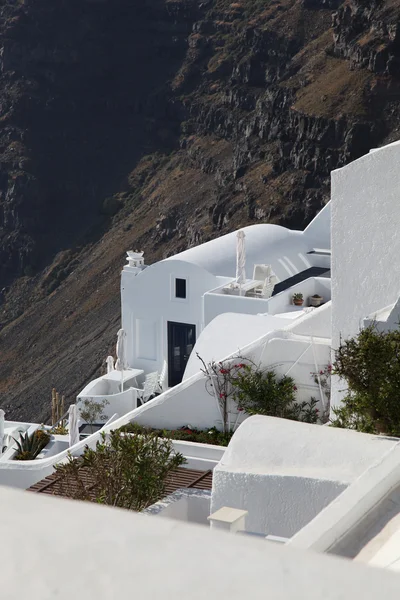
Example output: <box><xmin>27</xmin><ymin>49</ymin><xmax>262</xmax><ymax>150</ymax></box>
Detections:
<box><xmin>137</xmin><ymin>371</ymin><xmax>159</xmax><ymax>404</ymax></box>
<box><xmin>254</xmin><ymin>274</ymin><xmax>278</xmax><ymax>299</ymax></box>
<box><xmin>253</xmin><ymin>264</ymin><xmax>272</xmax><ymax>282</ymax></box>
<box><xmin>157</xmin><ymin>360</ymin><xmax>168</xmax><ymax>393</ymax></box>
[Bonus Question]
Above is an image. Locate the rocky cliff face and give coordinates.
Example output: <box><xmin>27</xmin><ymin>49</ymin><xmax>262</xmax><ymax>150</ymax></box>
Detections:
<box><xmin>0</xmin><ymin>0</ymin><xmax>399</xmax><ymax>421</ymax></box>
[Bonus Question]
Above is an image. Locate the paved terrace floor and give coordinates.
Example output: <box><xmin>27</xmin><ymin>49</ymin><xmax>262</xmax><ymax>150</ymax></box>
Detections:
<box><xmin>28</xmin><ymin>467</ymin><xmax>213</xmax><ymax>499</ymax></box>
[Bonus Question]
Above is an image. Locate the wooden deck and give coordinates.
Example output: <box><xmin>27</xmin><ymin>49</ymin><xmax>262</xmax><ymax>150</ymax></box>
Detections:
<box><xmin>28</xmin><ymin>467</ymin><xmax>213</xmax><ymax>500</ymax></box>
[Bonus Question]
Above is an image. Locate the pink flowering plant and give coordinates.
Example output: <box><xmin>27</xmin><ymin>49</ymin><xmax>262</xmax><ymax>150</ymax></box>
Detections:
<box><xmin>197</xmin><ymin>354</ymin><xmax>248</xmax><ymax>432</ymax></box>
<box><xmin>198</xmin><ymin>353</ymin><xmax>319</xmax><ymax>431</ymax></box>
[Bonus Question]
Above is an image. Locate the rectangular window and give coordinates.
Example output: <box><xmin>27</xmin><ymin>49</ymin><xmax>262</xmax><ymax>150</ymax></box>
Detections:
<box><xmin>175</xmin><ymin>278</ymin><xmax>187</xmax><ymax>299</ymax></box>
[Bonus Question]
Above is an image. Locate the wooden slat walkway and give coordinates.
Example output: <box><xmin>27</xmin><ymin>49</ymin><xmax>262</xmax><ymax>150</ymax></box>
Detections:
<box><xmin>28</xmin><ymin>467</ymin><xmax>213</xmax><ymax>499</ymax></box>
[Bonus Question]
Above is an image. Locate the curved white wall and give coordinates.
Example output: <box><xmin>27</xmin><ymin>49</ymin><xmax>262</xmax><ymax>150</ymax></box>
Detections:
<box><xmin>184</xmin><ymin>313</ymin><xmax>290</xmax><ymax>381</ymax></box>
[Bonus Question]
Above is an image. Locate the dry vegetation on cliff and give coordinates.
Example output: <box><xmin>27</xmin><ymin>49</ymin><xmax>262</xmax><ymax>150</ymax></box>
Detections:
<box><xmin>0</xmin><ymin>0</ymin><xmax>399</xmax><ymax>420</ymax></box>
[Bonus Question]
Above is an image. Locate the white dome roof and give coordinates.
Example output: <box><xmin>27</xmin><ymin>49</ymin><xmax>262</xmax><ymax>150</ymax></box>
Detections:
<box><xmin>165</xmin><ymin>224</ymin><xmax>314</xmax><ymax>281</ymax></box>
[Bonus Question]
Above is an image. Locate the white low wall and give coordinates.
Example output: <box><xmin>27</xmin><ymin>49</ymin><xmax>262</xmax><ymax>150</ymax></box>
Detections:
<box><xmin>260</xmin><ymin>334</ymin><xmax>331</xmax><ymax>414</ymax></box>
<box><xmin>145</xmin><ymin>489</ymin><xmax>211</xmax><ymax>526</ymax></box>
<box><xmin>77</xmin><ymin>387</ymin><xmax>138</xmax><ymax>423</ymax></box>
<box><xmin>78</xmin><ymin>376</ymin><xmax>119</xmax><ymax>396</ymax></box>
<box><xmin>288</xmin><ymin>442</ymin><xmax>400</xmax><ymax>554</ymax></box>
<box><xmin>204</xmin><ymin>291</ymin><xmax>271</xmax><ymax>326</ymax></box>
<box><xmin>170</xmin><ymin>439</ymin><xmax>225</xmax><ymax>471</ymax></box>
<box><xmin>35</xmin><ymin>436</ymin><xmax>70</xmax><ymax>460</ymax></box>
<box><xmin>204</xmin><ymin>278</ymin><xmax>331</xmax><ymax>324</ymax></box>
<box><xmin>133</xmin><ymin>375</ymin><xmax>237</xmax><ymax>431</ymax></box>
<box><xmin>266</xmin><ymin>277</ymin><xmax>331</xmax><ymax>316</ymax></box>
<box><xmin>211</xmin><ymin>416</ymin><xmax>398</xmax><ymax>540</ymax></box>
<box><xmin>288</xmin><ymin>302</ymin><xmax>331</xmax><ymax>339</ymax></box>
<box><xmin>211</xmin><ymin>470</ymin><xmax>346</xmax><ymax>537</ymax></box>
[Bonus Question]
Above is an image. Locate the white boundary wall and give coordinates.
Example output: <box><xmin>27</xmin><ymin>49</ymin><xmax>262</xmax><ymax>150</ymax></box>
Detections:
<box><xmin>331</xmin><ymin>142</ymin><xmax>400</xmax><ymax>408</ymax></box>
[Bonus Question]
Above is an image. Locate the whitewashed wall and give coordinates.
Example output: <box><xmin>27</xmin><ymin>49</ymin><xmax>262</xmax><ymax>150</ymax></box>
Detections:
<box><xmin>331</xmin><ymin>141</ymin><xmax>400</xmax><ymax>408</ymax></box>
<box><xmin>289</xmin><ymin>301</ymin><xmax>331</xmax><ymax>339</ymax></box>
<box><xmin>184</xmin><ymin>313</ymin><xmax>290</xmax><ymax>380</ymax></box>
<box><xmin>204</xmin><ymin>291</ymin><xmax>271</xmax><ymax>325</ymax></box>
<box><xmin>303</xmin><ymin>201</ymin><xmax>331</xmax><ymax>249</ymax></box>
<box><xmin>211</xmin><ymin>416</ymin><xmax>397</xmax><ymax>538</ymax></box>
<box><xmin>121</xmin><ymin>259</ymin><xmax>221</xmax><ymax>375</ymax></box>
<box><xmin>212</xmin><ymin>470</ymin><xmax>346</xmax><ymax>537</ymax></box>
<box><xmin>77</xmin><ymin>387</ymin><xmax>138</xmax><ymax>422</ymax></box>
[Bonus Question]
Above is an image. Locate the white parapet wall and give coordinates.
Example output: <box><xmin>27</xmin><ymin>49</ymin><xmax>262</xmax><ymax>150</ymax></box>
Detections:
<box><xmin>77</xmin><ymin>385</ymin><xmax>138</xmax><ymax>423</ymax></box>
<box><xmin>144</xmin><ymin>488</ymin><xmax>212</xmax><ymax>526</ymax></box>
<box><xmin>288</xmin><ymin>441</ymin><xmax>400</xmax><ymax>555</ymax></box>
<box><xmin>3</xmin><ymin>483</ymin><xmax>400</xmax><ymax>600</ymax></box>
<box><xmin>211</xmin><ymin>416</ymin><xmax>398</xmax><ymax>538</ymax></box>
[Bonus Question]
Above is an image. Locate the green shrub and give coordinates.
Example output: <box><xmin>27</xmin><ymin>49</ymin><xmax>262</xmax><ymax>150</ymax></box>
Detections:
<box><xmin>121</xmin><ymin>423</ymin><xmax>234</xmax><ymax>446</ymax></box>
<box><xmin>331</xmin><ymin>325</ymin><xmax>400</xmax><ymax>436</ymax></box>
<box><xmin>231</xmin><ymin>365</ymin><xmax>319</xmax><ymax>423</ymax></box>
<box><xmin>55</xmin><ymin>429</ymin><xmax>186</xmax><ymax>511</ymax></box>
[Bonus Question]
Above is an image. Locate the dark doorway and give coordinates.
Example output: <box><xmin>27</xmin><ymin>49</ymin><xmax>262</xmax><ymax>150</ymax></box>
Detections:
<box><xmin>167</xmin><ymin>322</ymin><xmax>196</xmax><ymax>387</ymax></box>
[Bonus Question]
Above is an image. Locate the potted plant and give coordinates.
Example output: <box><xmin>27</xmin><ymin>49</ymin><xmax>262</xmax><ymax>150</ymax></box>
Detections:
<box><xmin>310</xmin><ymin>294</ymin><xmax>323</xmax><ymax>307</ymax></box>
<box><xmin>292</xmin><ymin>293</ymin><xmax>304</xmax><ymax>306</ymax></box>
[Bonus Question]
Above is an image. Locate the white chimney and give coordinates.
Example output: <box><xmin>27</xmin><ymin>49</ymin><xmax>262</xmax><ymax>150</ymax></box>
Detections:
<box><xmin>125</xmin><ymin>251</ymin><xmax>145</xmax><ymax>275</ymax></box>
<box><xmin>208</xmin><ymin>507</ymin><xmax>248</xmax><ymax>533</ymax></box>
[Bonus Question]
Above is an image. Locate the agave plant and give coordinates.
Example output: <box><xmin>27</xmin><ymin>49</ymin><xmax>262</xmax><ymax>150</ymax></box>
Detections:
<box><xmin>13</xmin><ymin>430</ymin><xmax>50</xmax><ymax>461</ymax></box>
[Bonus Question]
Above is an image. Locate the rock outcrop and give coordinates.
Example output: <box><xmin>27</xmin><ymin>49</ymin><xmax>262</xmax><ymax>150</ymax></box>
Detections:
<box><xmin>0</xmin><ymin>0</ymin><xmax>400</xmax><ymax>420</ymax></box>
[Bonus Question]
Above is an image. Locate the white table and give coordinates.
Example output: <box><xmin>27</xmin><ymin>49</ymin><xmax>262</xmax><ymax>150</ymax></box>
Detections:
<box><xmin>223</xmin><ymin>280</ymin><xmax>264</xmax><ymax>296</ymax></box>
<box><xmin>103</xmin><ymin>368</ymin><xmax>144</xmax><ymax>388</ymax></box>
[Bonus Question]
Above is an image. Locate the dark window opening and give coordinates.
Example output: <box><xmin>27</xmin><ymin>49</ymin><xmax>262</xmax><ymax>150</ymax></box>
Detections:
<box><xmin>175</xmin><ymin>278</ymin><xmax>186</xmax><ymax>299</ymax></box>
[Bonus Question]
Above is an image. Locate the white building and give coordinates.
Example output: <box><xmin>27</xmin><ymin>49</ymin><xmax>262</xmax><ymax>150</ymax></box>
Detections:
<box><xmin>121</xmin><ymin>204</ymin><xmax>331</xmax><ymax>388</ymax></box>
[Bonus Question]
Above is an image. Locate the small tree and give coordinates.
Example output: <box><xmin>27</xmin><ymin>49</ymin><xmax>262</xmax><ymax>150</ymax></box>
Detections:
<box><xmin>55</xmin><ymin>429</ymin><xmax>186</xmax><ymax>511</ymax></box>
<box><xmin>331</xmin><ymin>325</ymin><xmax>400</xmax><ymax>435</ymax></box>
<box><xmin>80</xmin><ymin>398</ymin><xmax>109</xmax><ymax>433</ymax></box>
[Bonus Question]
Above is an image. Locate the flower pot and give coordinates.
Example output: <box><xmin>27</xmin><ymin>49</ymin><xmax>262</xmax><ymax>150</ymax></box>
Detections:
<box><xmin>310</xmin><ymin>295</ymin><xmax>323</xmax><ymax>307</ymax></box>
<box><xmin>293</xmin><ymin>299</ymin><xmax>304</xmax><ymax>306</ymax></box>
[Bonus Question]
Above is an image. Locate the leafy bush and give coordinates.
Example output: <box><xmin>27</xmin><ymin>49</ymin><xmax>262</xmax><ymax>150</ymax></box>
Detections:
<box><xmin>50</xmin><ymin>424</ymin><xmax>69</xmax><ymax>435</ymax></box>
<box><xmin>121</xmin><ymin>423</ymin><xmax>234</xmax><ymax>446</ymax></box>
<box><xmin>55</xmin><ymin>429</ymin><xmax>186</xmax><ymax>511</ymax></box>
<box><xmin>331</xmin><ymin>325</ymin><xmax>400</xmax><ymax>436</ymax></box>
<box><xmin>231</xmin><ymin>365</ymin><xmax>319</xmax><ymax>423</ymax></box>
